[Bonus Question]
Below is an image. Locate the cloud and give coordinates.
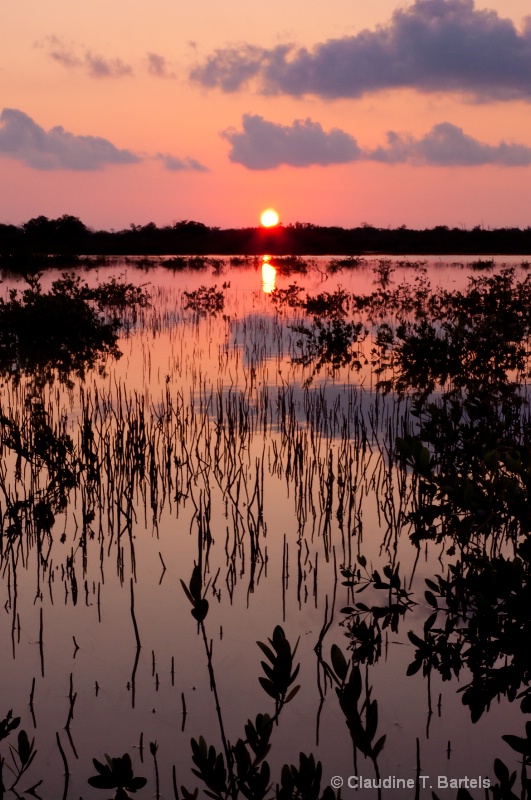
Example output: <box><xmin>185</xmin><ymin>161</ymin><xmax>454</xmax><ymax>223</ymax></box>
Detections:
<box><xmin>41</xmin><ymin>37</ymin><xmax>133</xmax><ymax>77</ymax></box>
<box><xmin>0</xmin><ymin>108</ymin><xmax>140</xmax><ymax>170</ymax></box>
<box><xmin>369</xmin><ymin>122</ymin><xmax>531</xmax><ymax>166</ymax></box>
<box><xmin>222</xmin><ymin>115</ymin><xmax>531</xmax><ymax>170</ymax></box>
<box><xmin>147</xmin><ymin>52</ymin><xmax>176</xmax><ymax>78</ymax></box>
<box><xmin>192</xmin><ymin>44</ymin><xmax>274</xmax><ymax>92</ymax></box>
<box><xmin>156</xmin><ymin>153</ymin><xmax>209</xmax><ymax>172</ymax></box>
<box><xmin>84</xmin><ymin>52</ymin><xmax>133</xmax><ymax>78</ymax></box>
<box><xmin>191</xmin><ymin>0</ymin><xmax>531</xmax><ymax>101</ymax></box>
<box><xmin>46</xmin><ymin>39</ymin><xmax>82</xmax><ymax>69</ymax></box>
<box><xmin>222</xmin><ymin>114</ymin><xmax>361</xmax><ymax>169</ymax></box>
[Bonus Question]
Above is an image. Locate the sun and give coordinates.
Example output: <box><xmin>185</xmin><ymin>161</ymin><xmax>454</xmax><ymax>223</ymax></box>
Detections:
<box><xmin>260</xmin><ymin>208</ymin><xmax>280</xmax><ymax>228</ymax></box>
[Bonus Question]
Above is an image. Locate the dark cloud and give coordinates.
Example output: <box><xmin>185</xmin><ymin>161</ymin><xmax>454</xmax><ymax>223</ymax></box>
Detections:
<box><xmin>48</xmin><ymin>46</ymin><xmax>81</xmax><ymax>70</ymax></box>
<box><xmin>191</xmin><ymin>0</ymin><xmax>531</xmax><ymax>101</ymax></box>
<box><xmin>222</xmin><ymin>114</ymin><xmax>361</xmax><ymax>169</ymax></box>
<box><xmin>147</xmin><ymin>53</ymin><xmax>176</xmax><ymax>78</ymax></box>
<box><xmin>84</xmin><ymin>52</ymin><xmax>133</xmax><ymax>78</ymax></box>
<box><xmin>369</xmin><ymin>122</ymin><xmax>531</xmax><ymax>166</ymax></box>
<box><xmin>192</xmin><ymin>45</ymin><xmax>279</xmax><ymax>92</ymax></box>
<box><xmin>222</xmin><ymin>114</ymin><xmax>531</xmax><ymax>170</ymax></box>
<box><xmin>156</xmin><ymin>153</ymin><xmax>209</xmax><ymax>171</ymax></box>
<box><xmin>0</xmin><ymin>108</ymin><xmax>140</xmax><ymax>170</ymax></box>
<box><xmin>41</xmin><ymin>37</ymin><xmax>133</xmax><ymax>77</ymax></box>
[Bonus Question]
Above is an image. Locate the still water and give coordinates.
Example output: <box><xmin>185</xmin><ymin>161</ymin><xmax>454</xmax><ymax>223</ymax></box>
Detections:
<box><xmin>0</xmin><ymin>255</ymin><xmax>528</xmax><ymax>798</ymax></box>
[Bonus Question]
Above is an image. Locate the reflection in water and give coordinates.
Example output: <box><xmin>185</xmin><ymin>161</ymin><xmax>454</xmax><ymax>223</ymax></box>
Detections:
<box><xmin>0</xmin><ymin>258</ymin><xmax>530</xmax><ymax>798</ymax></box>
<box><xmin>261</xmin><ymin>255</ymin><xmax>276</xmax><ymax>293</ymax></box>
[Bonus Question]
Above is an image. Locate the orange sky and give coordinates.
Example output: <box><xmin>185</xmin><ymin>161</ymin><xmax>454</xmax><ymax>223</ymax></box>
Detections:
<box><xmin>1</xmin><ymin>0</ymin><xmax>531</xmax><ymax>230</ymax></box>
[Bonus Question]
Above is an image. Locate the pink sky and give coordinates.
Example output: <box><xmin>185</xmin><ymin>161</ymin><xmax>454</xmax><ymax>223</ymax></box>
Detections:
<box><xmin>2</xmin><ymin>0</ymin><xmax>531</xmax><ymax>230</ymax></box>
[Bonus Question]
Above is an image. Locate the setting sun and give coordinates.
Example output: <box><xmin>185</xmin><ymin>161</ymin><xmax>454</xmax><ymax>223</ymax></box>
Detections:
<box><xmin>260</xmin><ymin>208</ymin><xmax>280</xmax><ymax>227</ymax></box>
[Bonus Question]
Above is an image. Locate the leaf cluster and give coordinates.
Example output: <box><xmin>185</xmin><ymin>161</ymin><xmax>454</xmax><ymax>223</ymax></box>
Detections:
<box><xmin>0</xmin><ymin>711</ymin><xmax>20</xmax><ymax>743</ymax></box>
<box><xmin>340</xmin><ymin>557</ymin><xmax>415</xmax><ymax>662</ymax></box>
<box><xmin>257</xmin><ymin>626</ymin><xmax>300</xmax><ymax>708</ymax></box>
<box><xmin>406</xmin><ymin>553</ymin><xmax>531</xmax><ymax>721</ymax></box>
<box><xmin>183</xmin><ymin>286</ymin><xmax>225</xmax><ymax>316</ymax></box>
<box><xmin>88</xmin><ymin>752</ymin><xmax>147</xmax><ymax>798</ymax></box>
<box><xmin>276</xmin><ymin>754</ymin><xmax>335</xmax><ymax>800</ymax></box>
<box><xmin>329</xmin><ymin>646</ymin><xmax>385</xmax><ymax>764</ymax></box>
<box><xmin>188</xmin><ymin>716</ymin><xmax>273</xmax><ymax>800</ymax></box>
<box><xmin>181</xmin><ymin>565</ymin><xmax>209</xmax><ymax>622</ymax></box>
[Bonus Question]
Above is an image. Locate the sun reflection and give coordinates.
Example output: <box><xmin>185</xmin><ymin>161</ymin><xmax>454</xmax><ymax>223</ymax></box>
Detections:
<box><xmin>261</xmin><ymin>256</ymin><xmax>276</xmax><ymax>294</ymax></box>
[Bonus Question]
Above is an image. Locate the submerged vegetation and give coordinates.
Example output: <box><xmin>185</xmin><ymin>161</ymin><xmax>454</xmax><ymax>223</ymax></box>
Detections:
<box><xmin>0</xmin><ymin>257</ymin><xmax>530</xmax><ymax>798</ymax></box>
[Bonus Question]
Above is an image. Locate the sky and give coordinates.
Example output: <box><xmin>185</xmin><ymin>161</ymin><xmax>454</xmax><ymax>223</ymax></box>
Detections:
<box><xmin>2</xmin><ymin>0</ymin><xmax>531</xmax><ymax>230</ymax></box>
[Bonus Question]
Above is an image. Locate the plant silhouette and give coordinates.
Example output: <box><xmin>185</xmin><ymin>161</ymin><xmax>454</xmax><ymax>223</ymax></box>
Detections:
<box><xmin>88</xmin><ymin>753</ymin><xmax>147</xmax><ymax>799</ymax></box>
<box><xmin>180</xmin><ymin>566</ymin><xmax>337</xmax><ymax>800</ymax></box>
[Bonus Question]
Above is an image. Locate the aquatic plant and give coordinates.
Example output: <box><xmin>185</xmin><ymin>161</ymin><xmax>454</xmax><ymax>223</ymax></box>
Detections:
<box><xmin>328</xmin><ymin>647</ymin><xmax>386</xmax><ymax>785</ymax></box>
<box><xmin>468</xmin><ymin>258</ymin><xmax>496</xmax><ymax>270</ymax></box>
<box><xmin>0</xmin><ymin>712</ymin><xmax>19</xmax><ymax>744</ymax></box>
<box><xmin>371</xmin><ymin>259</ymin><xmax>394</xmax><ymax>285</ymax></box>
<box><xmin>291</xmin><ymin>318</ymin><xmax>366</xmax><ymax>383</ymax></box>
<box><xmin>304</xmin><ymin>289</ymin><xmax>349</xmax><ymax>320</ymax></box>
<box><xmin>0</xmin><ymin>712</ymin><xmax>38</xmax><ymax>798</ymax></box>
<box><xmin>183</xmin><ymin>285</ymin><xmax>225</xmax><ymax>316</ymax></box>
<box><xmin>268</xmin><ymin>256</ymin><xmax>309</xmax><ymax>276</ymax></box>
<box><xmin>270</xmin><ymin>284</ymin><xmax>304</xmax><ymax>309</ymax></box>
<box><xmin>86</xmin><ymin>275</ymin><xmax>150</xmax><ymax>310</ymax></box>
<box><xmin>180</xmin><ymin>567</ymin><xmax>336</xmax><ymax>800</ymax></box>
<box><xmin>0</xmin><ymin>274</ymin><xmax>119</xmax><ymax>384</ymax></box>
<box><xmin>339</xmin><ymin>557</ymin><xmax>416</xmax><ymax>664</ymax></box>
<box><xmin>404</xmin><ymin>551</ymin><xmax>531</xmax><ymax>722</ymax></box>
<box><xmin>0</xmin><ymin>273</ymin><xmax>148</xmax><ymax>385</ymax></box>
<box><xmin>88</xmin><ymin>753</ymin><xmax>147</xmax><ymax>799</ymax></box>
<box><xmin>327</xmin><ymin>256</ymin><xmax>366</xmax><ymax>273</ymax></box>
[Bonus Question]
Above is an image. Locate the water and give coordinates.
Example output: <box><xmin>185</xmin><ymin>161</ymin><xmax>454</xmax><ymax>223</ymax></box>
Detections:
<box><xmin>0</xmin><ymin>255</ymin><xmax>528</xmax><ymax>799</ymax></box>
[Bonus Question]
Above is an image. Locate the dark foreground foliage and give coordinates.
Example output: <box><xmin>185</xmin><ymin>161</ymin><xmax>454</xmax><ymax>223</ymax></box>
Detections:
<box><xmin>0</xmin><ymin>273</ymin><xmax>149</xmax><ymax>385</ymax></box>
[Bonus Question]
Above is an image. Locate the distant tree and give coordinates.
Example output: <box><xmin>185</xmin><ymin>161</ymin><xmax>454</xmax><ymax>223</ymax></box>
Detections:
<box><xmin>141</xmin><ymin>222</ymin><xmax>158</xmax><ymax>233</ymax></box>
<box><xmin>22</xmin><ymin>215</ymin><xmax>88</xmax><ymax>252</ymax></box>
<box><xmin>54</xmin><ymin>215</ymin><xmax>88</xmax><ymax>239</ymax></box>
<box><xmin>22</xmin><ymin>215</ymin><xmax>51</xmax><ymax>235</ymax></box>
<box><xmin>22</xmin><ymin>216</ymin><xmax>54</xmax><ymax>251</ymax></box>
<box><xmin>172</xmin><ymin>220</ymin><xmax>208</xmax><ymax>235</ymax></box>
<box><xmin>0</xmin><ymin>223</ymin><xmax>23</xmax><ymax>254</ymax></box>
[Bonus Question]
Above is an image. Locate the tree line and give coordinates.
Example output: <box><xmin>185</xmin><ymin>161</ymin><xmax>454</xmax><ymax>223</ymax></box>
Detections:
<box><xmin>1</xmin><ymin>214</ymin><xmax>531</xmax><ymax>257</ymax></box>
